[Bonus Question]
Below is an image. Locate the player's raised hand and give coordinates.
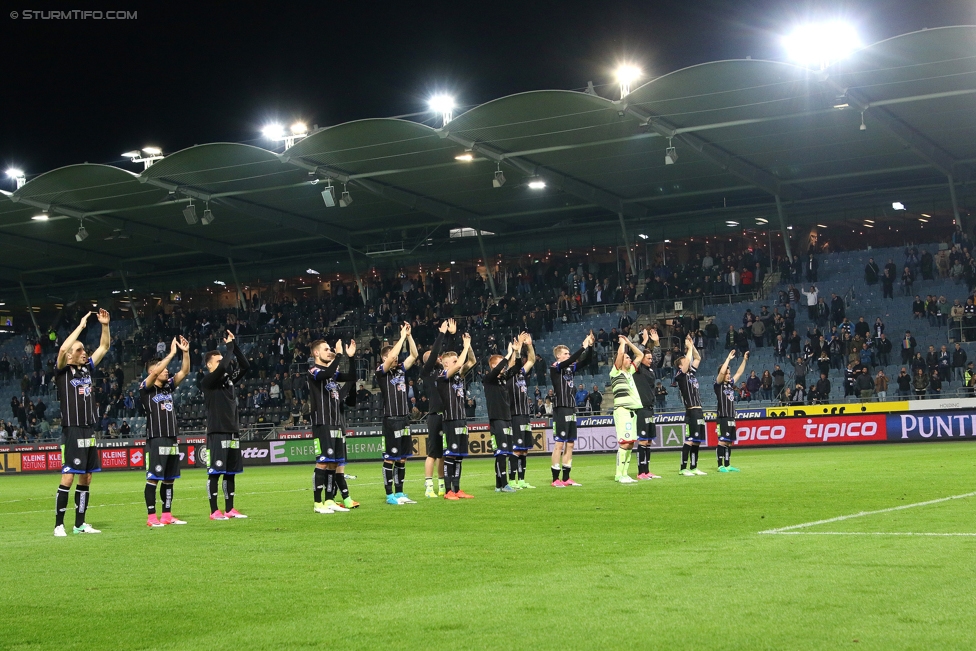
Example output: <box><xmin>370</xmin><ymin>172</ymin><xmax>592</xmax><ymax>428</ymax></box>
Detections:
<box><xmin>346</xmin><ymin>339</ymin><xmax>357</xmax><ymax>357</ymax></box>
<box><xmin>335</xmin><ymin>340</ymin><xmax>345</xmax><ymax>356</ymax></box>
<box><xmin>462</xmin><ymin>332</ymin><xmax>471</xmax><ymax>346</ymax></box>
<box><xmin>176</xmin><ymin>336</ymin><xmax>190</xmax><ymax>352</ymax></box>
<box><xmin>78</xmin><ymin>311</ymin><xmax>92</xmax><ymax>327</ymax></box>
<box><xmin>649</xmin><ymin>328</ymin><xmax>660</xmax><ymax>345</ymax></box>
<box><xmin>744</xmin><ymin>351</ymin><xmax>750</xmax><ymax>361</ymax></box>
<box><xmin>439</xmin><ymin>320</ymin><xmax>450</xmax><ymax>334</ymax></box>
<box><xmin>399</xmin><ymin>323</ymin><xmax>408</xmax><ymax>339</ymax></box>
<box><xmin>619</xmin><ymin>335</ymin><xmax>629</xmax><ymax>346</ymax></box>
<box><xmin>727</xmin><ymin>350</ymin><xmax>737</xmax><ymax>361</ymax></box>
<box><xmin>448</xmin><ymin>318</ymin><xmax>457</xmax><ymax>334</ymax></box>
<box><xmin>96</xmin><ymin>308</ymin><xmax>110</xmax><ymax>324</ymax></box>
<box><xmin>170</xmin><ymin>338</ymin><xmax>179</xmax><ymax>356</ymax></box>
<box><xmin>522</xmin><ymin>332</ymin><xmax>532</xmax><ymax>345</ymax></box>
<box><xmin>404</xmin><ymin>322</ymin><xmax>412</xmax><ymax>336</ymax></box>
<box><xmin>224</xmin><ymin>330</ymin><xmax>235</xmax><ymax>344</ymax></box>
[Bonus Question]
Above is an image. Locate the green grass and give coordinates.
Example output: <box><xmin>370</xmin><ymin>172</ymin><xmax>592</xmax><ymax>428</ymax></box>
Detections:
<box><xmin>2</xmin><ymin>443</ymin><xmax>976</xmax><ymax>650</ymax></box>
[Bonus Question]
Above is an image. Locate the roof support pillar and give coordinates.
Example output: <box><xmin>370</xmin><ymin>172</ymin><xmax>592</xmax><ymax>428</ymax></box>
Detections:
<box><xmin>120</xmin><ymin>269</ymin><xmax>141</xmax><ymax>330</ymax></box>
<box><xmin>617</xmin><ymin>212</ymin><xmax>637</xmax><ymax>274</ymax></box>
<box><xmin>475</xmin><ymin>229</ymin><xmax>499</xmax><ymax>299</ymax></box>
<box><xmin>948</xmin><ymin>174</ymin><xmax>969</xmax><ymax>236</ymax></box>
<box><xmin>347</xmin><ymin>245</ymin><xmax>367</xmax><ymax>306</ymax></box>
<box><xmin>227</xmin><ymin>258</ymin><xmax>246</xmax><ymax>313</ymax></box>
<box><xmin>775</xmin><ymin>195</ymin><xmax>793</xmax><ymax>263</ymax></box>
<box><xmin>19</xmin><ymin>280</ymin><xmax>42</xmax><ymax>339</ymax></box>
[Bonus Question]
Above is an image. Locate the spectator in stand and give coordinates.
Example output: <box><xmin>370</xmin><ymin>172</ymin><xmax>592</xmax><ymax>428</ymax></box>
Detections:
<box><xmin>738</xmin><ymin>382</ymin><xmax>751</xmax><ymax>402</ymax></box>
<box><xmin>875</xmin><ymin>370</ymin><xmax>888</xmax><ymax>400</ymax></box>
<box><xmin>817</xmin><ymin>350</ymin><xmax>831</xmax><ymax>379</ymax></box>
<box><xmin>952</xmin><ymin>343</ymin><xmax>968</xmax><ymax>381</ymax></box>
<box><xmin>830</xmin><ymin>293</ymin><xmax>845</xmax><ymax>326</ymax></box>
<box><xmin>781</xmin><ymin>386</ymin><xmax>794</xmax><ymax>406</ymax></box>
<box><xmin>760</xmin><ymin>370</ymin><xmax>773</xmax><ymax>401</ymax></box>
<box><xmin>801</xmin><ymin>285</ymin><xmax>819</xmax><ymax>321</ymax></box>
<box><xmin>913</xmin><ymin>368</ymin><xmax>929</xmax><ymax>399</ymax></box>
<box><xmin>854</xmin><ymin>317</ymin><xmax>870</xmax><ymax>340</ymax></box>
<box><xmin>654</xmin><ymin>381</ymin><xmax>667</xmax><ymax>410</ymax></box>
<box><xmin>269</xmin><ymin>380</ymin><xmax>281</xmax><ymax>404</ymax></box>
<box><xmin>965</xmin><ymin>299</ymin><xmax>976</xmax><ymax>342</ymax></box>
<box><xmin>814</xmin><ymin>373</ymin><xmax>831</xmax><ymax>404</ymax></box>
<box><xmin>574</xmin><ymin>383</ymin><xmax>589</xmax><ymax>410</ymax></box>
<box><xmin>856</xmin><ymin>368</ymin><xmax>874</xmax><ymax>400</ymax></box>
<box><xmin>792</xmin><ymin>355</ymin><xmax>808</xmax><ymax>389</ymax></box>
<box><xmin>465</xmin><ymin>398</ymin><xmax>477</xmax><ymax>419</ymax></box>
<box><xmin>793</xmin><ymin>383</ymin><xmax>806</xmax><ymax>405</ymax></box>
<box><xmin>929</xmin><ymin>369</ymin><xmax>943</xmax><ymax>397</ymax></box>
<box><xmin>859</xmin><ymin>343</ymin><xmax>874</xmax><ymax>371</ymax></box>
<box><xmin>745</xmin><ymin>371</ymin><xmax>761</xmax><ymax>400</ymax></box>
<box><xmin>938</xmin><ymin>345</ymin><xmax>951</xmax><ymax>383</ymax></box>
<box><xmin>772</xmin><ymin>365</ymin><xmax>786</xmax><ymax>401</ymax></box>
<box><xmin>844</xmin><ymin>363</ymin><xmax>857</xmax><ymax>397</ymax></box>
<box><xmin>864</xmin><ymin>258</ymin><xmax>880</xmax><ymax>285</ymax></box>
<box><xmin>774</xmin><ymin>334</ymin><xmax>786</xmax><ymax>363</ymax></box>
<box><xmin>902</xmin><ymin>266</ymin><xmax>915</xmax><ymax>296</ymax></box>
<box><xmin>901</xmin><ymin>331</ymin><xmax>917</xmax><ymax>364</ymax></box>
<box><xmin>896</xmin><ymin>367</ymin><xmax>911</xmax><ymax>398</ymax></box>
<box><xmin>877</xmin><ymin>334</ymin><xmax>892</xmax><ymax>368</ymax></box>
<box><xmin>751</xmin><ymin>318</ymin><xmax>765</xmax><ymax>349</ymax></box>
<box><xmin>881</xmin><ymin>267</ymin><xmax>895</xmax><ymax>300</ymax></box>
<box><xmin>119</xmin><ymin>421</ymin><xmax>130</xmax><ymax>437</ymax></box>
<box><xmin>587</xmin><ymin>385</ymin><xmax>603</xmax><ymax>414</ymax></box>
<box><xmin>805</xmin><ymin>253</ymin><xmax>818</xmax><ymax>283</ymax></box>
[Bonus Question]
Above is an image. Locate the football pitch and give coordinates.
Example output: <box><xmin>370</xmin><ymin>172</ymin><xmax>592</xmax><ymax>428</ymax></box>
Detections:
<box><xmin>2</xmin><ymin>443</ymin><xmax>975</xmax><ymax>650</ymax></box>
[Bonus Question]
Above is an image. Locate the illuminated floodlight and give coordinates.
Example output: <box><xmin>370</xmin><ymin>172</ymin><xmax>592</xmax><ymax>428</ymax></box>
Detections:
<box><xmin>782</xmin><ymin>22</ymin><xmax>861</xmax><ymax>69</ymax></box>
<box><xmin>290</xmin><ymin>122</ymin><xmax>307</xmax><ymax>136</ymax></box>
<box><xmin>726</xmin><ymin>221</ymin><xmax>740</xmax><ymax>227</ymax></box>
<box><xmin>817</xmin><ymin>224</ymin><xmax>828</xmax><ymax>228</ymax></box>
<box><xmin>616</xmin><ymin>64</ymin><xmax>642</xmax><ymax>98</ymax></box>
<box><xmin>262</xmin><ymin>123</ymin><xmax>285</xmax><ymax>140</ymax></box>
<box><xmin>32</xmin><ymin>212</ymin><xmax>49</xmax><ymax>221</ymax></box>
<box><xmin>892</xmin><ymin>202</ymin><xmax>906</xmax><ymax>211</ymax></box>
<box><xmin>429</xmin><ymin>94</ymin><xmax>455</xmax><ymax>126</ymax></box>
<box><xmin>637</xmin><ymin>233</ymin><xmax>649</xmax><ymax>240</ymax></box>
<box><xmin>214</xmin><ymin>280</ymin><xmax>226</xmax><ymax>286</ymax></box>
<box><xmin>6</xmin><ymin>168</ymin><xmax>26</xmax><ymax>189</ymax></box>
<box><xmin>455</xmin><ymin>151</ymin><xmax>474</xmax><ymax>162</ymax></box>
<box><xmin>527</xmin><ymin>178</ymin><xmax>546</xmax><ymax>190</ymax></box>
<box><xmin>122</xmin><ymin>147</ymin><xmax>163</xmax><ymax>169</ymax></box>
<box><xmin>121</xmin><ymin>151</ymin><xmax>140</xmax><ymax>158</ymax></box>
<box><xmin>306</xmin><ymin>268</ymin><xmax>320</xmax><ymax>275</ymax></box>
<box><xmin>141</xmin><ymin>146</ymin><xmax>162</xmax><ymax>156</ymax></box>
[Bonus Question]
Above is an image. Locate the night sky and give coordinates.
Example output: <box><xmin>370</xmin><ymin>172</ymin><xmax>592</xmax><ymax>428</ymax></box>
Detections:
<box><xmin>1</xmin><ymin>0</ymin><xmax>973</xmax><ymax>180</ymax></box>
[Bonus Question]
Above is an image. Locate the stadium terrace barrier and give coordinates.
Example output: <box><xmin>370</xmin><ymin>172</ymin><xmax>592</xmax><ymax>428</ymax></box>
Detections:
<box><xmin>5</xmin><ymin>401</ymin><xmax>976</xmax><ymax>473</ymax></box>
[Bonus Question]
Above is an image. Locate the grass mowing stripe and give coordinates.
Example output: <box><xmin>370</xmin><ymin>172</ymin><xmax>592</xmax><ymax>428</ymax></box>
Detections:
<box><xmin>758</xmin><ymin>490</ymin><xmax>976</xmax><ymax>533</ymax></box>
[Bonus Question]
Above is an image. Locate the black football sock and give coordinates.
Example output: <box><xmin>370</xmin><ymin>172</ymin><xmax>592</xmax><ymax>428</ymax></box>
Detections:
<box><xmin>313</xmin><ymin>468</ymin><xmax>326</xmax><ymax>503</ymax></box>
<box><xmin>551</xmin><ymin>465</ymin><xmax>561</xmax><ymax>482</ymax></box>
<box><xmin>162</xmin><ymin>483</ymin><xmax>174</xmax><ymax>514</ymax></box>
<box><xmin>336</xmin><ymin>473</ymin><xmax>350</xmax><ymax>500</ymax></box>
<box><xmin>325</xmin><ymin>469</ymin><xmax>336</xmax><ymax>502</ymax></box>
<box><xmin>725</xmin><ymin>446</ymin><xmax>732</xmax><ymax>467</ymax></box>
<box><xmin>145</xmin><ymin>482</ymin><xmax>157</xmax><ymax>515</ymax></box>
<box><xmin>495</xmin><ymin>456</ymin><xmax>506</xmax><ymax>488</ymax></box>
<box><xmin>690</xmin><ymin>446</ymin><xmax>699</xmax><ymax>470</ymax></box>
<box><xmin>680</xmin><ymin>444</ymin><xmax>691</xmax><ymax>469</ymax></box>
<box><xmin>717</xmin><ymin>446</ymin><xmax>725</xmax><ymax>468</ymax></box>
<box><xmin>74</xmin><ymin>484</ymin><xmax>89</xmax><ymax>528</ymax></box>
<box><xmin>508</xmin><ymin>455</ymin><xmax>518</xmax><ymax>482</ymax></box>
<box><xmin>395</xmin><ymin>461</ymin><xmax>406</xmax><ymax>494</ymax></box>
<box><xmin>443</xmin><ymin>458</ymin><xmax>456</xmax><ymax>492</ymax></box>
<box><xmin>382</xmin><ymin>462</ymin><xmax>395</xmax><ymax>495</ymax></box>
<box><xmin>223</xmin><ymin>474</ymin><xmax>235</xmax><ymax>512</ymax></box>
<box><xmin>455</xmin><ymin>459</ymin><xmax>463</xmax><ymax>492</ymax></box>
<box><xmin>561</xmin><ymin>464</ymin><xmax>572</xmax><ymax>482</ymax></box>
<box><xmin>518</xmin><ymin>455</ymin><xmax>526</xmax><ymax>481</ymax></box>
<box><xmin>638</xmin><ymin>446</ymin><xmax>650</xmax><ymax>475</ymax></box>
<box><xmin>208</xmin><ymin>474</ymin><xmax>220</xmax><ymax>512</ymax></box>
<box><xmin>55</xmin><ymin>486</ymin><xmax>70</xmax><ymax>527</ymax></box>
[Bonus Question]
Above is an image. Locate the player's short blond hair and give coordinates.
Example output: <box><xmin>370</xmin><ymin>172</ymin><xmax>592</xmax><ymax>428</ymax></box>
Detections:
<box><xmin>553</xmin><ymin>345</ymin><xmax>569</xmax><ymax>357</ymax></box>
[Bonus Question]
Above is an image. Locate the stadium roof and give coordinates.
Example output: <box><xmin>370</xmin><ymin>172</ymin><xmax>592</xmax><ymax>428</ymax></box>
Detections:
<box><xmin>1</xmin><ymin>26</ymin><xmax>975</xmax><ymax>297</ymax></box>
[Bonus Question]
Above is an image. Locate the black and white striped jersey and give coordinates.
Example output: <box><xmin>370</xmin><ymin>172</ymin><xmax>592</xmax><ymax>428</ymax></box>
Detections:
<box><xmin>307</xmin><ymin>361</ymin><xmax>355</xmax><ymax>427</ymax></box>
<box><xmin>549</xmin><ymin>346</ymin><xmax>591</xmax><ymax>409</ymax></box>
<box><xmin>714</xmin><ymin>379</ymin><xmax>736</xmax><ymax>418</ymax></box>
<box><xmin>675</xmin><ymin>365</ymin><xmax>702</xmax><ymax>410</ymax></box>
<box><xmin>438</xmin><ymin>370</ymin><xmax>467</xmax><ymax>421</ymax></box>
<box><xmin>56</xmin><ymin>359</ymin><xmax>96</xmax><ymax>428</ymax></box>
<box><xmin>376</xmin><ymin>362</ymin><xmax>410</xmax><ymax>418</ymax></box>
<box><xmin>507</xmin><ymin>367</ymin><xmax>531</xmax><ymax>417</ymax></box>
<box><xmin>140</xmin><ymin>377</ymin><xmax>178</xmax><ymax>439</ymax></box>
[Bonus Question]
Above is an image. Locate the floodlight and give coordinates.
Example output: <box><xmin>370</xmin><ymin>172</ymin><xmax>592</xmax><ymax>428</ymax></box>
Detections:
<box><xmin>32</xmin><ymin>212</ymin><xmax>49</xmax><ymax>221</ymax></box>
<box><xmin>455</xmin><ymin>152</ymin><xmax>474</xmax><ymax>162</ymax></box>
<box><xmin>214</xmin><ymin>280</ymin><xmax>226</xmax><ymax>286</ymax></box>
<box><xmin>75</xmin><ymin>224</ymin><xmax>89</xmax><ymax>242</ymax></box>
<box><xmin>637</xmin><ymin>233</ymin><xmax>649</xmax><ymax>239</ymax></box>
<box><xmin>321</xmin><ymin>184</ymin><xmax>336</xmax><ymax>207</ymax></box>
<box><xmin>339</xmin><ymin>185</ymin><xmax>353</xmax><ymax>208</ymax></box>
<box><xmin>183</xmin><ymin>200</ymin><xmax>199</xmax><ymax>225</ymax></box>
<box><xmin>290</xmin><ymin>122</ymin><xmax>308</xmax><ymax>136</ymax></box>
<box><xmin>892</xmin><ymin>202</ymin><xmax>906</xmax><ymax>211</ymax></box>
<box><xmin>665</xmin><ymin>139</ymin><xmax>678</xmax><ymax>165</ymax></box>
<box><xmin>6</xmin><ymin>168</ymin><xmax>25</xmax><ymax>189</ymax></box>
<box><xmin>429</xmin><ymin>94</ymin><xmax>455</xmax><ymax>126</ymax></box>
<box><xmin>782</xmin><ymin>22</ymin><xmax>861</xmax><ymax>69</ymax></box>
<box><xmin>527</xmin><ymin>178</ymin><xmax>546</xmax><ymax>190</ymax></box>
<box><xmin>817</xmin><ymin>224</ymin><xmax>828</xmax><ymax>228</ymax></box>
<box><xmin>726</xmin><ymin>221</ymin><xmax>740</xmax><ymax>227</ymax></box>
<box><xmin>121</xmin><ymin>151</ymin><xmax>140</xmax><ymax>158</ymax></box>
<box><xmin>263</xmin><ymin>123</ymin><xmax>284</xmax><ymax>140</ymax></box>
<box><xmin>306</xmin><ymin>268</ymin><xmax>320</xmax><ymax>275</ymax></box>
<box><xmin>142</xmin><ymin>146</ymin><xmax>162</xmax><ymax>155</ymax></box>
<box><xmin>493</xmin><ymin>169</ymin><xmax>506</xmax><ymax>188</ymax></box>
<box><xmin>201</xmin><ymin>203</ymin><xmax>215</xmax><ymax>225</ymax></box>
<box><xmin>616</xmin><ymin>64</ymin><xmax>642</xmax><ymax>98</ymax></box>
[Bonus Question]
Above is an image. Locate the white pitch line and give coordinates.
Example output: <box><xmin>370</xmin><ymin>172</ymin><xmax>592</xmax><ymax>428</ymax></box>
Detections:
<box><xmin>759</xmin><ymin>491</ymin><xmax>976</xmax><ymax>534</ymax></box>
<box><xmin>764</xmin><ymin>531</ymin><xmax>976</xmax><ymax>537</ymax></box>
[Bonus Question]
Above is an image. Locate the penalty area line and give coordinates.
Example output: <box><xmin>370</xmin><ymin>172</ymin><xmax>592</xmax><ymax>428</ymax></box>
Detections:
<box><xmin>762</xmin><ymin>531</ymin><xmax>976</xmax><ymax>537</ymax></box>
<box><xmin>759</xmin><ymin>491</ymin><xmax>976</xmax><ymax>534</ymax></box>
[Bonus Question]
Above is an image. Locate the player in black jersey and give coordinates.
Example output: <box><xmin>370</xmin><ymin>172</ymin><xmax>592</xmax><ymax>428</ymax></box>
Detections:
<box><xmin>308</xmin><ymin>338</ymin><xmax>359</xmax><ymax>514</ymax></box>
<box><xmin>485</xmin><ymin>338</ymin><xmax>518</xmax><ymax>493</ymax></box>
<box><xmin>53</xmin><ymin>309</ymin><xmax>111</xmax><ymax>537</ymax></box>
<box><xmin>549</xmin><ymin>332</ymin><xmax>595</xmax><ymax>487</ymax></box>
<box><xmin>422</xmin><ymin>319</ymin><xmax>455</xmax><ymax>498</ymax></box>
<box><xmin>140</xmin><ymin>336</ymin><xmax>191</xmax><ymax>528</ymax></box>
<box><xmin>673</xmin><ymin>334</ymin><xmax>707</xmax><ymax>476</ymax></box>
<box><xmin>634</xmin><ymin>328</ymin><xmax>663</xmax><ymax>480</ymax></box>
<box><xmin>714</xmin><ymin>349</ymin><xmax>748</xmax><ymax>473</ymax></box>
<box><xmin>439</xmin><ymin>332</ymin><xmax>476</xmax><ymax>499</ymax></box>
<box><xmin>376</xmin><ymin>323</ymin><xmax>419</xmax><ymax>505</ymax></box>
<box><xmin>200</xmin><ymin>330</ymin><xmax>250</xmax><ymax>520</ymax></box>
<box><xmin>508</xmin><ymin>332</ymin><xmax>537</xmax><ymax>489</ymax></box>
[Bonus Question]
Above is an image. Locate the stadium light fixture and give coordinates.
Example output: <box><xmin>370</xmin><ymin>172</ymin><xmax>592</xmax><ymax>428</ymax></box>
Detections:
<box><xmin>725</xmin><ymin>220</ymin><xmax>740</xmax><ymax>227</ymax></box>
<box><xmin>201</xmin><ymin>202</ymin><xmax>215</xmax><ymax>225</ymax></box>
<box><xmin>492</xmin><ymin>164</ymin><xmax>506</xmax><ymax>188</ymax></box>
<box><xmin>455</xmin><ymin>150</ymin><xmax>474</xmax><ymax>162</ymax></box>
<box><xmin>213</xmin><ymin>280</ymin><xmax>226</xmax><ymax>286</ymax></box>
<box><xmin>920</xmin><ymin>213</ymin><xmax>932</xmax><ymax>218</ymax></box>
<box><xmin>817</xmin><ymin>223</ymin><xmax>828</xmax><ymax>228</ymax></box>
<box><xmin>182</xmin><ymin>199</ymin><xmax>199</xmax><ymax>225</ymax></box>
<box><xmin>75</xmin><ymin>219</ymin><xmax>89</xmax><ymax>242</ymax></box>
<box><xmin>664</xmin><ymin>239</ymin><xmax>671</xmax><ymax>243</ymax></box>
<box><xmin>321</xmin><ymin>182</ymin><xmax>336</xmax><ymax>208</ymax></box>
<box><xmin>290</xmin><ymin>122</ymin><xmax>307</xmax><ymax>136</ymax></box>
<box><xmin>782</xmin><ymin>22</ymin><xmax>861</xmax><ymax>70</ymax></box>
<box><xmin>756</xmin><ymin>217</ymin><xmax>769</xmax><ymax>224</ymax></box>
<box><xmin>860</xmin><ymin>111</ymin><xmax>867</xmax><ymax>131</ymax></box>
<box><xmin>6</xmin><ymin>168</ymin><xmax>26</xmax><ymax>189</ymax></box>
<box><xmin>429</xmin><ymin>94</ymin><xmax>455</xmax><ymax>127</ymax></box>
<box><xmin>665</xmin><ymin>138</ymin><xmax>678</xmax><ymax>165</ymax></box>
<box><xmin>637</xmin><ymin>233</ymin><xmax>649</xmax><ymax>239</ymax></box>
<box><xmin>339</xmin><ymin>185</ymin><xmax>353</xmax><ymax>208</ymax></box>
<box><xmin>616</xmin><ymin>64</ymin><xmax>642</xmax><ymax>99</ymax></box>
<box><xmin>263</xmin><ymin>122</ymin><xmax>307</xmax><ymax>149</ymax></box>
<box><xmin>306</xmin><ymin>268</ymin><xmax>320</xmax><ymax>275</ymax></box>
<box><xmin>527</xmin><ymin>177</ymin><xmax>546</xmax><ymax>190</ymax></box>
<box><xmin>32</xmin><ymin>212</ymin><xmax>49</xmax><ymax>221</ymax></box>
<box><xmin>122</xmin><ymin>147</ymin><xmax>164</xmax><ymax>169</ymax></box>
<box><xmin>892</xmin><ymin>202</ymin><xmax>906</xmax><ymax>210</ymax></box>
